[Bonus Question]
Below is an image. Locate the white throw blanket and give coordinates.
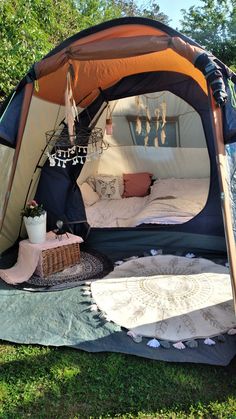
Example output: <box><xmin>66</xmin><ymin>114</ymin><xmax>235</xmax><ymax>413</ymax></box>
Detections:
<box><xmin>116</xmin><ymin>197</ymin><xmax>203</xmax><ymax>227</ymax></box>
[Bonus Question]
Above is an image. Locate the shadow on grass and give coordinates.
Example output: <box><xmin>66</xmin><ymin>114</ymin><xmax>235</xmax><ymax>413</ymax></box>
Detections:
<box><xmin>0</xmin><ymin>341</ymin><xmax>236</xmax><ymax>419</ymax></box>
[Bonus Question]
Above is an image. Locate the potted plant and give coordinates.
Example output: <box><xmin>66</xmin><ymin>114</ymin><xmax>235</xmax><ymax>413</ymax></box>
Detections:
<box><xmin>21</xmin><ymin>200</ymin><xmax>47</xmax><ymax>244</ymax></box>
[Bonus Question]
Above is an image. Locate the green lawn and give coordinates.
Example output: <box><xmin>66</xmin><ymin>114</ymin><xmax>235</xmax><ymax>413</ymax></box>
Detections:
<box><xmin>0</xmin><ymin>341</ymin><xmax>236</xmax><ymax>418</ymax></box>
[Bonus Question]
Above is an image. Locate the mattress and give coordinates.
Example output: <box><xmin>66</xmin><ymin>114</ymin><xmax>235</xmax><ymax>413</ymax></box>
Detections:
<box><xmin>85</xmin><ymin>178</ymin><xmax>209</xmax><ymax>228</ymax></box>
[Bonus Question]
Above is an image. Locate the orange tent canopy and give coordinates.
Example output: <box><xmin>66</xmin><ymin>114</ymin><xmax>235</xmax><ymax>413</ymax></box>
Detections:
<box><xmin>34</xmin><ymin>24</ymin><xmax>207</xmax><ymax>107</ymax></box>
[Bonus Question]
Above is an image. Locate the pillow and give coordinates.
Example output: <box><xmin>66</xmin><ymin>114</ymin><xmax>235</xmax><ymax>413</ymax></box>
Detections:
<box><xmin>150</xmin><ymin>178</ymin><xmax>209</xmax><ymax>201</ymax></box>
<box><xmin>95</xmin><ymin>175</ymin><xmax>121</xmax><ymax>200</ymax></box>
<box><xmin>80</xmin><ymin>182</ymin><xmax>100</xmax><ymax>207</ymax></box>
<box><xmin>87</xmin><ymin>175</ymin><xmax>124</xmax><ymax>195</ymax></box>
<box><xmin>123</xmin><ymin>172</ymin><xmax>152</xmax><ymax>198</ymax></box>
<box><xmin>149</xmin><ymin>179</ymin><xmax>178</xmax><ymax>201</ymax></box>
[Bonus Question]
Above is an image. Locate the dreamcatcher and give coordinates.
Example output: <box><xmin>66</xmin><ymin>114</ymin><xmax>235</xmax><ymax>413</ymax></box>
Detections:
<box><xmin>135</xmin><ymin>92</ymin><xmax>167</xmax><ymax>147</ymax></box>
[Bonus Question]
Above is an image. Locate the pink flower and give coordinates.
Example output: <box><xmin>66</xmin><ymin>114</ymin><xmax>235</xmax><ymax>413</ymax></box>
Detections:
<box><xmin>27</xmin><ymin>200</ymin><xmax>38</xmax><ymax>207</ymax></box>
<box><xmin>21</xmin><ymin>200</ymin><xmax>44</xmax><ymax>218</ymax></box>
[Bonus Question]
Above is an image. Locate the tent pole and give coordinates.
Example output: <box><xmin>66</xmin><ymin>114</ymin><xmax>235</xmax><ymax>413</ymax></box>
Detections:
<box><xmin>210</xmin><ymin>91</ymin><xmax>236</xmax><ymax>313</ymax></box>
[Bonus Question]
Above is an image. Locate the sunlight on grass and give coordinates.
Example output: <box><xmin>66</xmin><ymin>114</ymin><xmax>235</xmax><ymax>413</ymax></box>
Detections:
<box><xmin>0</xmin><ymin>342</ymin><xmax>236</xmax><ymax>418</ymax></box>
<box><xmin>0</xmin><ymin>343</ymin><xmax>51</xmax><ymax>363</ymax></box>
<box><xmin>51</xmin><ymin>365</ymin><xmax>81</xmax><ymax>380</ymax></box>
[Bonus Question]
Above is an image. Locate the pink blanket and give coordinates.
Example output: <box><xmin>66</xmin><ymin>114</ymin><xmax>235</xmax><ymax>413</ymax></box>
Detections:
<box><xmin>0</xmin><ymin>232</ymin><xmax>83</xmax><ymax>284</ymax></box>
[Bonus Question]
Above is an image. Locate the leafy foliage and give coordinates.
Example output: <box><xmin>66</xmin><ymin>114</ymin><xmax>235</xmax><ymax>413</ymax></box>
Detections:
<box><xmin>0</xmin><ymin>0</ymin><xmax>51</xmax><ymax>98</ymax></box>
<box><xmin>0</xmin><ymin>0</ymin><xmax>119</xmax><ymax>99</ymax></box>
<box><xmin>179</xmin><ymin>0</ymin><xmax>236</xmax><ymax>67</ymax></box>
<box><xmin>21</xmin><ymin>200</ymin><xmax>45</xmax><ymax>218</ymax></box>
<box><xmin>0</xmin><ymin>0</ymin><xmax>169</xmax><ymax>101</ymax></box>
<box><xmin>1</xmin><ymin>0</ymin><xmax>236</xmax><ymax>102</ymax></box>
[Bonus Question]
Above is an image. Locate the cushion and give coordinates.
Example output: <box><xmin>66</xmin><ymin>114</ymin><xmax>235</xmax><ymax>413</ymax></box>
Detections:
<box><xmin>87</xmin><ymin>175</ymin><xmax>124</xmax><ymax>196</ymax></box>
<box><xmin>150</xmin><ymin>178</ymin><xmax>209</xmax><ymax>202</ymax></box>
<box><xmin>80</xmin><ymin>182</ymin><xmax>100</xmax><ymax>207</ymax></box>
<box><xmin>123</xmin><ymin>172</ymin><xmax>152</xmax><ymax>198</ymax></box>
<box><xmin>95</xmin><ymin>175</ymin><xmax>121</xmax><ymax>200</ymax></box>
<box><xmin>149</xmin><ymin>179</ymin><xmax>177</xmax><ymax>201</ymax></box>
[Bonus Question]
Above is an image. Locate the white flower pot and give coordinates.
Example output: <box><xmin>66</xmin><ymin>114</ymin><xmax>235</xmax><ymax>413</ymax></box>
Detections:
<box><xmin>23</xmin><ymin>212</ymin><xmax>47</xmax><ymax>244</ymax></box>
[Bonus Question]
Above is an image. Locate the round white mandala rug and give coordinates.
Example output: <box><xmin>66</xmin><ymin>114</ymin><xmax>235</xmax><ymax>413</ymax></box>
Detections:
<box><xmin>91</xmin><ymin>255</ymin><xmax>236</xmax><ymax>341</ymax></box>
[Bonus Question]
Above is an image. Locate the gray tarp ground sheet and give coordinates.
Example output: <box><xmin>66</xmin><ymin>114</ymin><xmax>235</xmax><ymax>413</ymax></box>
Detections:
<box><xmin>0</xmin><ymin>277</ymin><xmax>236</xmax><ymax>366</ymax></box>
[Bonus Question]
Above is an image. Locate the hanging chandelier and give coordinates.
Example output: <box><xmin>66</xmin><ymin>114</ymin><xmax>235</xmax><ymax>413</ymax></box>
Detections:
<box><xmin>45</xmin><ymin>126</ymin><xmax>109</xmax><ymax>168</ymax></box>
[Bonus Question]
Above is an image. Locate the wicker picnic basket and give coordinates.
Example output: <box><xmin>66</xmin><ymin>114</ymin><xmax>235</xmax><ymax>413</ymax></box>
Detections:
<box><xmin>35</xmin><ymin>241</ymin><xmax>81</xmax><ymax>278</ymax></box>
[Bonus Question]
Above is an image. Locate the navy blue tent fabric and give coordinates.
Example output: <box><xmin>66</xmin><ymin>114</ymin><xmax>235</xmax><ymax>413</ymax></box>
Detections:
<box><xmin>0</xmin><ymin>88</ymin><xmax>25</xmax><ymax>147</ymax></box>
<box><xmin>35</xmin><ymin>121</ymin><xmax>91</xmax><ymax>239</ymax></box>
<box><xmin>35</xmin><ymin>160</ymin><xmax>89</xmax><ymax>239</ymax></box>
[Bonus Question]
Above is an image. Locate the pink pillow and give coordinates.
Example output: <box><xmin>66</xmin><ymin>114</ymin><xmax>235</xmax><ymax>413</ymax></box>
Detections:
<box><xmin>123</xmin><ymin>172</ymin><xmax>152</xmax><ymax>197</ymax></box>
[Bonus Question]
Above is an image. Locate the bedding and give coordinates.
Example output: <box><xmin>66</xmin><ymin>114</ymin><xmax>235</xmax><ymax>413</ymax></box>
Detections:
<box><xmin>86</xmin><ymin>196</ymin><xmax>149</xmax><ymax>227</ymax></box>
<box><xmin>116</xmin><ymin>197</ymin><xmax>204</xmax><ymax>227</ymax></box>
<box><xmin>150</xmin><ymin>178</ymin><xmax>209</xmax><ymax>204</ymax></box>
<box><xmin>85</xmin><ymin>178</ymin><xmax>209</xmax><ymax>228</ymax></box>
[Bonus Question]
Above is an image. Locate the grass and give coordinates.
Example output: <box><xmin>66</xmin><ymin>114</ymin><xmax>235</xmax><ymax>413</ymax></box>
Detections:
<box><xmin>0</xmin><ymin>341</ymin><xmax>236</xmax><ymax>418</ymax></box>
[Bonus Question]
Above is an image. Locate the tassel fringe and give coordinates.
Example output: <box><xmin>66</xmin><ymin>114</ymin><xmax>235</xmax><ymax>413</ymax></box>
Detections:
<box><xmin>227</xmin><ymin>328</ymin><xmax>236</xmax><ymax>335</ymax></box>
<box><xmin>147</xmin><ymin>338</ymin><xmax>160</xmax><ymax>348</ymax></box>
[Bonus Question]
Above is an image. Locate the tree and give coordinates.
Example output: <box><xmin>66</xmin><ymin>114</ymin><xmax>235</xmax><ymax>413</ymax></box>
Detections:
<box><xmin>179</xmin><ymin>0</ymin><xmax>236</xmax><ymax>67</ymax></box>
<box><xmin>0</xmin><ymin>0</ymin><xmax>169</xmax><ymax>100</ymax></box>
<box><xmin>0</xmin><ymin>0</ymin><xmax>78</xmax><ymax>99</ymax></box>
<box><xmin>0</xmin><ymin>0</ymin><xmax>124</xmax><ymax>100</ymax></box>
<box><xmin>115</xmin><ymin>1</ymin><xmax>169</xmax><ymax>22</ymax></box>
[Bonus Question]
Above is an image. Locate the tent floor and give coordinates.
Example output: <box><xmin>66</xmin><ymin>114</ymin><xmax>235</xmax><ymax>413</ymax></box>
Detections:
<box><xmin>0</xmin><ymin>246</ymin><xmax>235</xmax><ymax>365</ymax></box>
<box><xmin>0</xmin><ymin>283</ymin><xmax>236</xmax><ymax>365</ymax></box>
<box><xmin>0</xmin><ymin>279</ymin><xmax>236</xmax><ymax>365</ymax></box>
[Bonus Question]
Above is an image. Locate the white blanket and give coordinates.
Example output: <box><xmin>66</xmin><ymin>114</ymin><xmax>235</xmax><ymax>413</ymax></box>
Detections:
<box><xmin>86</xmin><ymin>196</ymin><xmax>148</xmax><ymax>227</ymax></box>
<box><xmin>116</xmin><ymin>197</ymin><xmax>203</xmax><ymax>227</ymax></box>
<box><xmin>85</xmin><ymin>178</ymin><xmax>209</xmax><ymax>228</ymax></box>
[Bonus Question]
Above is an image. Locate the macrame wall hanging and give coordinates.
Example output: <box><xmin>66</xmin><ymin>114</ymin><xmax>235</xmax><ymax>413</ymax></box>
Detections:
<box><xmin>105</xmin><ymin>100</ymin><xmax>118</xmax><ymax>135</ymax></box>
<box><xmin>135</xmin><ymin>93</ymin><xmax>167</xmax><ymax>147</ymax></box>
<box><xmin>65</xmin><ymin>68</ymin><xmax>78</xmax><ymax>141</ymax></box>
<box><xmin>105</xmin><ymin>103</ymin><xmax>113</xmax><ymax>135</ymax></box>
<box><xmin>45</xmin><ymin>65</ymin><xmax>108</xmax><ymax>168</ymax></box>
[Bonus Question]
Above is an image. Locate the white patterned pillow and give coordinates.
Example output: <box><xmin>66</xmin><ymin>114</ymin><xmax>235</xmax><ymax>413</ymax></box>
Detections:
<box><xmin>95</xmin><ymin>175</ymin><xmax>121</xmax><ymax>200</ymax></box>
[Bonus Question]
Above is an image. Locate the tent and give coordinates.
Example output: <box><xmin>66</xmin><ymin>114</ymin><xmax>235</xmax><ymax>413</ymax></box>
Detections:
<box><xmin>0</xmin><ymin>16</ymin><xmax>236</xmax><ymax>304</ymax></box>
